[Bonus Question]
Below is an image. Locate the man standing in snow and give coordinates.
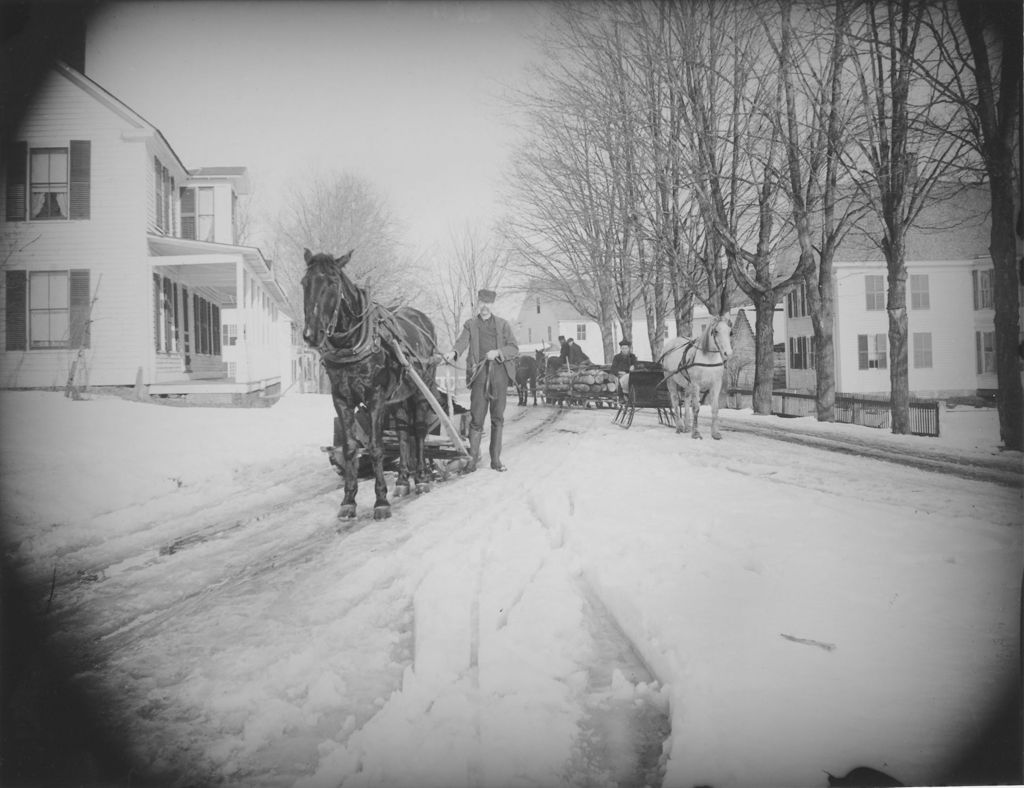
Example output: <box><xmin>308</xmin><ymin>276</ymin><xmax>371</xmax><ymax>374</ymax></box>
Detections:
<box><xmin>443</xmin><ymin>289</ymin><xmax>518</xmax><ymax>473</ymax></box>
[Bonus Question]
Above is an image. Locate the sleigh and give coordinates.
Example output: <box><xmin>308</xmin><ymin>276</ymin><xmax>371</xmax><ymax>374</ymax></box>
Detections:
<box><xmin>322</xmin><ymin>390</ymin><xmax>471</xmax><ymax>479</ymax></box>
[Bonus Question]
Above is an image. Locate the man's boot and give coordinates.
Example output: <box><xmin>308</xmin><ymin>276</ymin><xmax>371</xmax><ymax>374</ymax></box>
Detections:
<box><xmin>465</xmin><ymin>427</ymin><xmax>483</xmax><ymax>473</ymax></box>
<box><xmin>489</xmin><ymin>422</ymin><xmax>507</xmax><ymax>472</ymax></box>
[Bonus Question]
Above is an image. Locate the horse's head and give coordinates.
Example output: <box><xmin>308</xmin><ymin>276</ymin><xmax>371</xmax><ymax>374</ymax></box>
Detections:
<box><xmin>301</xmin><ymin>248</ymin><xmax>355</xmax><ymax>348</ymax></box>
<box><xmin>703</xmin><ymin>316</ymin><xmax>734</xmax><ymax>360</ymax></box>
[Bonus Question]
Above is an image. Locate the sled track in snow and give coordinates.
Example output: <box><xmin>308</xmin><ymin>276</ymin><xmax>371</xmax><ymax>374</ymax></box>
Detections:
<box><xmin>49</xmin><ymin>405</ymin><xmax>568</xmax><ymax>654</ymax></box>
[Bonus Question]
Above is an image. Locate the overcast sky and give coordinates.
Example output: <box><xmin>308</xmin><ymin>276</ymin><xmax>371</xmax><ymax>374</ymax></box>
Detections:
<box><xmin>85</xmin><ymin>1</ymin><xmax>549</xmax><ymax>253</ymax></box>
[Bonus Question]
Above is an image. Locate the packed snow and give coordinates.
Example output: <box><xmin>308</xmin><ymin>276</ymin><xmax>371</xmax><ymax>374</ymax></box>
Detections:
<box><xmin>1</xmin><ymin>388</ymin><xmax>1020</xmax><ymax>788</ymax></box>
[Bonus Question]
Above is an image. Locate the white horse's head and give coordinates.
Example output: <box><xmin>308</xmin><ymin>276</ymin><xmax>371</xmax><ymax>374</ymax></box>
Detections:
<box><xmin>702</xmin><ymin>316</ymin><xmax>733</xmax><ymax>360</ymax></box>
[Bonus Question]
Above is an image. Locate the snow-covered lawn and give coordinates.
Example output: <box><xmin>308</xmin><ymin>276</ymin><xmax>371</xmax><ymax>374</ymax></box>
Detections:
<box><xmin>1</xmin><ymin>390</ymin><xmax>1019</xmax><ymax>788</ymax></box>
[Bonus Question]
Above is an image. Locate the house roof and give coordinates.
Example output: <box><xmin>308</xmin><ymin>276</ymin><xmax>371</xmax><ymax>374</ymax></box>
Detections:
<box><xmin>835</xmin><ymin>182</ymin><xmax>991</xmax><ymax>262</ymax></box>
<box><xmin>147</xmin><ymin>235</ymin><xmax>292</xmax><ymax>317</ymax></box>
<box><xmin>189</xmin><ymin>167</ymin><xmax>251</xmax><ymax>195</ymax></box>
<box><xmin>53</xmin><ymin>60</ymin><xmax>191</xmax><ymax>176</ymax></box>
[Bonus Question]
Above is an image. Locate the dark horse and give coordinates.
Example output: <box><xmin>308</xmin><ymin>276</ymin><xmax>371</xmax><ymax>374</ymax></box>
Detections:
<box><xmin>515</xmin><ymin>351</ymin><xmax>544</xmax><ymax>406</ymax></box>
<box><xmin>301</xmin><ymin>248</ymin><xmax>438</xmax><ymax>520</ymax></box>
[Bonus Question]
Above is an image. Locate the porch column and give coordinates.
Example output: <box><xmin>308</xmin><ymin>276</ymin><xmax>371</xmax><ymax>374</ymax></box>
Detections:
<box><xmin>235</xmin><ymin>264</ymin><xmax>249</xmax><ymax>384</ymax></box>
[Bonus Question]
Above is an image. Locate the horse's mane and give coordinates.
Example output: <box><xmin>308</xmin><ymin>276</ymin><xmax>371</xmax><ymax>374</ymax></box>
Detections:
<box><xmin>699</xmin><ymin>321</ymin><xmax>715</xmax><ymax>353</ymax></box>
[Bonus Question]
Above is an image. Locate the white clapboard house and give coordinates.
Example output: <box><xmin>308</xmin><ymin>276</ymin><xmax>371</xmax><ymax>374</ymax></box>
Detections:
<box><xmin>783</xmin><ymin>185</ymin><xmax>1020</xmax><ymax>399</ymax></box>
<box><xmin>1</xmin><ymin>61</ymin><xmax>294</xmax><ymax>404</ymax></box>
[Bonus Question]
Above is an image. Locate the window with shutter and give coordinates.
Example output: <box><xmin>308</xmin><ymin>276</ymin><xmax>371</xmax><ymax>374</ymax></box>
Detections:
<box><xmin>69</xmin><ymin>269</ymin><xmax>91</xmax><ymax>348</ymax></box>
<box><xmin>910</xmin><ymin>274</ymin><xmax>929</xmax><ymax>310</ymax></box>
<box><xmin>5</xmin><ymin>141</ymin><xmax>27</xmax><ymax>221</ymax></box>
<box><xmin>69</xmin><ymin>140</ymin><xmax>90</xmax><ymax>219</ymax></box>
<box><xmin>28</xmin><ymin>271</ymin><xmax>70</xmax><ymax>348</ymax></box>
<box><xmin>912</xmin><ymin>332</ymin><xmax>932</xmax><ymax>368</ymax></box>
<box><xmin>5</xmin><ymin>270</ymin><xmax>27</xmax><ymax>350</ymax></box>
<box><xmin>30</xmin><ymin>148</ymin><xmax>69</xmax><ymax>219</ymax></box>
<box><xmin>865</xmin><ymin>276</ymin><xmax>885</xmax><ymax>311</ymax></box>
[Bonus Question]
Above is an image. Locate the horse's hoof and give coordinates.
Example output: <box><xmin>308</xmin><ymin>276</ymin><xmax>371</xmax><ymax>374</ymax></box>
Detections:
<box><xmin>692</xmin><ymin>432</ymin><xmax>703</xmax><ymax>440</ymax></box>
<box><xmin>338</xmin><ymin>504</ymin><xmax>357</xmax><ymax>519</ymax></box>
<box><xmin>373</xmin><ymin>506</ymin><xmax>391</xmax><ymax>520</ymax></box>
<box><xmin>415</xmin><ymin>482</ymin><xmax>430</xmax><ymax>494</ymax></box>
<box><xmin>394</xmin><ymin>483</ymin><xmax>410</xmax><ymax>498</ymax></box>
<box><xmin>712</xmin><ymin>432</ymin><xmax>722</xmax><ymax>440</ymax></box>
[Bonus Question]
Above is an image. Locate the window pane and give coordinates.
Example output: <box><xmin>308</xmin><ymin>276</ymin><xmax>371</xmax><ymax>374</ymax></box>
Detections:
<box><xmin>197</xmin><ymin>187</ymin><xmax>214</xmax><ymax>212</ymax></box>
<box><xmin>48</xmin><ymin>151</ymin><xmax>68</xmax><ymax>181</ymax></box>
<box><xmin>50</xmin><ymin>310</ymin><xmax>69</xmax><ymax>342</ymax></box>
<box><xmin>50</xmin><ymin>271</ymin><xmax>68</xmax><ymax>306</ymax></box>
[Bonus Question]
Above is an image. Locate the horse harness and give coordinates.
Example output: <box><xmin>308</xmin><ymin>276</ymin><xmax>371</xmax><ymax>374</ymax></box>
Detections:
<box><xmin>657</xmin><ymin>319</ymin><xmax>728</xmax><ymax>386</ymax></box>
<box><xmin>315</xmin><ymin>274</ymin><xmax>433</xmax><ymax>374</ymax></box>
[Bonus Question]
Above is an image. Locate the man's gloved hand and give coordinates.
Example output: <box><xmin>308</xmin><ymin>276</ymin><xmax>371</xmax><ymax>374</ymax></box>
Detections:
<box><xmin>485</xmin><ymin>349</ymin><xmax>502</xmax><ymax>362</ymax></box>
<box><xmin>442</xmin><ymin>351</ymin><xmax>456</xmax><ymax>363</ymax></box>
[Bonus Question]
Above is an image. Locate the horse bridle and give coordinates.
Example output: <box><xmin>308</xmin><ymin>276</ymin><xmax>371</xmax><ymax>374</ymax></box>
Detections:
<box><xmin>309</xmin><ymin>267</ymin><xmax>373</xmax><ymax>355</ymax></box>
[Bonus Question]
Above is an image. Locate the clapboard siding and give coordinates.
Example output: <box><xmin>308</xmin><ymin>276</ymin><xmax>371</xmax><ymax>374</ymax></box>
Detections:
<box><xmin>832</xmin><ymin>259</ymin><xmax>987</xmax><ymax>396</ymax></box>
<box><xmin>2</xmin><ymin>68</ymin><xmax>154</xmax><ymax>387</ymax></box>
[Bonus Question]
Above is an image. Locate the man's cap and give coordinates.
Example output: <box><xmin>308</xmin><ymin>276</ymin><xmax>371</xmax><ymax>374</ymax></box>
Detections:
<box><xmin>558</xmin><ymin>335</ymin><xmax>565</xmax><ymax>341</ymax></box>
<box><xmin>477</xmin><ymin>289</ymin><xmax>496</xmax><ymax>304</ymax></box>
<box><xmin>619</xmin><ymin>339</ymin><xmax>631</xmax><ymax>346</ymax></box>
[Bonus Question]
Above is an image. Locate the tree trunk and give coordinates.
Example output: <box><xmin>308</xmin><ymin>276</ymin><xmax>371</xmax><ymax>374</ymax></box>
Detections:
<box><xmin>989</xmin><ymin>168</ymin><xmax>1023</xmax><ymax>449</ymax></box>
<box><xmin>752</xmin><ymin>297</ymin><xmax>777</xmax><ymax>415</ymax></box>
<box><xmin>808</xmin><ymin>261</ymin><xmax>837</xmax><ymax>422</ymax></box>
<box><xmin>885</xmin><ymin>245</ymin><xmax>910</xmax><ymax>434</ymax></box>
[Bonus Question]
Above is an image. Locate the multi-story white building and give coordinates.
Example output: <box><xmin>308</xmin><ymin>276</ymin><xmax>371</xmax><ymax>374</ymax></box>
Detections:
<box><xmin>783</xmin><ymin>186</ymin><xmax>1019</xmax><ymax>398</ymax></box>
<box><xmin>1</xmin><ymin>61</ymin><xmax>294</xmax><ymax>403</ymax></box>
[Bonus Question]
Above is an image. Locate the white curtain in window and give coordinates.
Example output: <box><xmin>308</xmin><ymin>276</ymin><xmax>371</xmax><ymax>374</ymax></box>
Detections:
<box><xmin>30</xmin><ymin>193</ymin><xmax>45</xmax><ymax>218</ymax></box>
<box><xmin>55</xmin><ymin>192</ymin><xmax>68</xmax><ymax>218</ymax></box>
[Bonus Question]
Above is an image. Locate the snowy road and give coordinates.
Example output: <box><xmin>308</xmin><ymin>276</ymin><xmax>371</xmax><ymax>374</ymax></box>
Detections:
<box><xmin>5</xmin><ymin>394</ymin><xmax>1020</xmax><ymax>788</ymax></box>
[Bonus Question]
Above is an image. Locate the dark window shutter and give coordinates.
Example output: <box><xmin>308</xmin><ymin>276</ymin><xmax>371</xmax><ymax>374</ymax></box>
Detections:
<box><xmin>5</xmin><ymin>270</ymin><xmax>27</xmax><ymax>350</ymax></box>
<box><xmin>153</xmin><ymin>273</ymin><xmax>161</xmax><ymax>351</ymax></box>
<box><xmin>5</xmin><ymin>141</ymin><xmax>27</xmax><ymax>221</ymax></box>
<box><xmin>153</xmin><ymin>157</ymin><xmax>162</xmax><ymax>231</ymax></box>
<box><xmin>857</xmin><ymin>334</ymin><xmax>868</xmax><ymax>370</ymax></box>
<box><xmin>212</xmin><ymin>304</ymin><xmax>221</xmax><ymax>355</ymax></box>
<box><xmin>69</xmin><ymin>269</ymin><xmax>91</xmax><ymax>348</ymax></box>
<box><xmin>162</xmin><ymin>277</ymin><xmax>173</xmax><ymax>352</ymax></box>
<box><xmin>182</xmin><ymin>286</ymin><xmax>190</xmax><ymax>354</ymax></box>
<box><xmin>179</xmin><ymin>186</ymin><xmax>195</xmax><ymax>239</ymax></box>
<box><xmin>69</xmin><ymin>140</ymin><xmax>90</xmax><ymax>219</ymax></box>
<box><xmin>193</xmin><ymin>294</ymin><xmax>202</xmax><ymax>354</ymax></box>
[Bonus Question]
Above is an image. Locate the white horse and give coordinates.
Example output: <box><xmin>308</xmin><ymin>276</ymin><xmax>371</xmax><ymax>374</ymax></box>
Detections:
<box><xmin>659</xmin><ymin>316</ymin><xmax>734</xmax><ymax>440</ymax></box>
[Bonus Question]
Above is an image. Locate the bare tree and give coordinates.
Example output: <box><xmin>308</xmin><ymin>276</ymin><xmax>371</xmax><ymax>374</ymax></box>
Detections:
<box><xmin>772</xmin><ymin>0</ymin><xmax>866</xmax><ymax>421</ymax></box>
<box><xmin>502</xmin><ymin>3</ymin><xmax>644</xmax><ymax>365</ymax></box>
<box><xmin>925</xmin><ymin>0</ymin><xmax>1022</xmax><ymax>449</ymax></box>
<box><xmin>272</xmin><ymin>169</ymin><xmax>421</xmax><ymax>317</ymax></box>
<box><xmin>671</xmin><ymin>1</ymin><xmax>800</xmax><ymax>414</ymax></box>
<box><xmin>430</xmin><ymin>221</ymin><xmax>511</xmax><ymax>347</ymax></box>
<box><xmin>842</xmin><ymin>0</ymin><xmax>972</xmax><ymax>433</ymax></box>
